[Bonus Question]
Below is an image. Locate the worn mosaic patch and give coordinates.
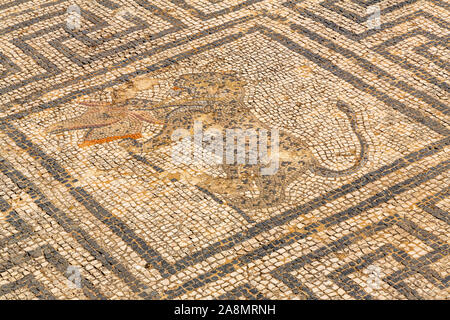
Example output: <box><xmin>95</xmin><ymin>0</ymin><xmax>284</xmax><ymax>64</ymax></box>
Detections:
<box><xmin>0</xmin><ymin>0</ymin><xmax>448</xmax><ymax>300</ymax></box>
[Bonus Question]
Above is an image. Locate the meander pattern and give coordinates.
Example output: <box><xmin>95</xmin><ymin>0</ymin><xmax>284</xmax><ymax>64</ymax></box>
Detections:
<box><xmin>0</xmin><ymin>0</ymin><xmax>448</xmax><ymax>299</ymax></box>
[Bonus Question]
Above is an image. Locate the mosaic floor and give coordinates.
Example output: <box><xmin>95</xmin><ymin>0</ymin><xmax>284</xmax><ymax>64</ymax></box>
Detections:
<box><xmin>0</xmin><ymin>0</ymin><xmax>449</xmax><ymax>300</ymax></box>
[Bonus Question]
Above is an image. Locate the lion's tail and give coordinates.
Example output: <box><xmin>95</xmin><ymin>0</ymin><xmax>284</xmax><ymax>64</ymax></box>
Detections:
<box><xmin>313</xmin><ymin>101</ymin><xmax>368</xmax><ymax>178</ymax></box>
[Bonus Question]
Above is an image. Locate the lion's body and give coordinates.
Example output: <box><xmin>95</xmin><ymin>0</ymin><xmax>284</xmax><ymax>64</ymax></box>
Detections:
<box><xmin>135</xmin><ymin>72</ymin><xmax>367</xmax><ymax>209</ymax></box>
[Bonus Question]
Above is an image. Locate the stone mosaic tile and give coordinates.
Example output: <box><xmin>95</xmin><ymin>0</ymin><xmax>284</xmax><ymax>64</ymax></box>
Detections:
<box><xmin>0</xmin><ymin>0</ymin><xmax>448</xmax><ymax>300</ymax></box>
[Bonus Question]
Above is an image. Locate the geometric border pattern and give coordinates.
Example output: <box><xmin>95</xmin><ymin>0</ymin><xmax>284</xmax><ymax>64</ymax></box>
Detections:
<box><xmin>0</xmin><ymin>0</ymin><xmax>448</xmax><ymax>299</ymax></box>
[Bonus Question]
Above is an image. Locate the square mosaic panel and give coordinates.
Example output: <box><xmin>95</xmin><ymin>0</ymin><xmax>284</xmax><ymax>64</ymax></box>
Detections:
<box><xmin>0</xmin><ymin>0</ymin><xmax>448</xmax><ymax>300</ymax></box>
